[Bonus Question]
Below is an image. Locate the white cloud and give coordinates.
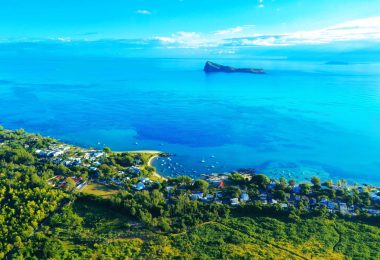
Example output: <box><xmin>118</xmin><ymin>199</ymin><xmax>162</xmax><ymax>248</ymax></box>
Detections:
<box><xmin>154</xmin><ymin>16</ymin><xmax>380</xmax><ymax>48</ymax></box>
<box><xmin>155</xmin><ymin>25</ymin><xmax>258</xmax><ymax>48</ymax></box>
<box><xmin>214</xmin><ymin>26</ymin><xmax>243</xmax><ymax>36</ymax></box>
<box><xmin>56</xmin><ymin>37</ymin><xmax>72</xmax><ymax>42</ymax></box>
<box><xmin>136</xmin><ymin>9</ymin><xmax>151</xmax><ymax>15</ymax></box>
<box><xmin>240</xmin><ymin>37</ymin><xmax>287</xmax><ymax>46</ymax></box>
<box><xmin>155</xmin><ymin>32</ymin><xmax>212</xmax><ymax>48</ymax></box>
<box><xmin>279</xmin><ymin>16</ymin><xmax>380</xmax><ymax>45</ymax></box>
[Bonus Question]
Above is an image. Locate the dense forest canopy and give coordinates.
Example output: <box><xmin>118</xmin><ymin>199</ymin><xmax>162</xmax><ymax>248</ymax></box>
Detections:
<box><xmin>0</xmin><ymin>127</ymin><xmax>379</xmax><ymax>259</ymax></box>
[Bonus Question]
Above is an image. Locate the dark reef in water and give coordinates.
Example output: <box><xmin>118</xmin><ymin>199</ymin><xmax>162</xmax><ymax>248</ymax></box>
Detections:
<box><xmin>203</xmin><ymin>61</ymin><xmax>265</xmax><ymax>74</ymax></box>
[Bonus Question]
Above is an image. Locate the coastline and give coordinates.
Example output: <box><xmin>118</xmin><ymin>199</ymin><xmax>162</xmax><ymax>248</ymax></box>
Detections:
<box><xmin>147</xmin><ymin>153</ymin><xmax>168</xmax><ymax>181</ymax></box>
<box><xmin>147</xmin><ymin>154</ymin><xmax>168</xmax><ymax>181</ymax></box>
<box><xmin>125</xmin><ymin>150</ymin><xmax>168</xmax><ymax>181</ymax></box>
<box><xmin>114</xmin><ymin>149</ymin><xmax>167</xmax><ymax>180</ymax></box>
<box><xmin>128</xmin><ymin>150</ymin><xmax>163</xmax><ymax>154</ymax></box>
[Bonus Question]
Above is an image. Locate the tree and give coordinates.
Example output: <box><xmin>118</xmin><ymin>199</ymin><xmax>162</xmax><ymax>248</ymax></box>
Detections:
<box><xmin>273</xmin><ymin>190</ymin><xmax>286</xmax><ymax>201</ymax></box>
<box><xmin>14</xmin><ymin>236</ymin><xmax>23</xmax><ymax>248</ymax></box>
<box><xmin>193</xmin><ymin>179</ymin><xmax>209</xmax><ymax>193</ymax></box>
<box><xmin>251</xmin><ymin>174</ymin><xmax>270</xmax><ymax>190</ymax></box>
<box><xmin>103</xmin><ymin>146</ymin><xmax>112</xmax><ymax>154</ymax></box>
<box><xmin>99</xmin><ymin>164</ymin><xmax>113</xmax><ymax>177</ymax></box>
<box><xmin>339</xmin><ymin>179</ymin><xmax>347</xmax><ymax>188</ymax></box>
<box><xmin>55</xmin><ymin>164</ymin><xmax>70</xmax><ymax>176</ymax></box>
<box><xmin>223</xmin><ymin>186</ymin><xmax>242</xmax><ymax>198</ymax></box>
<box><xmin>42</xmin><ymin>239</ymin><xmax>66</xmax><ymax>258</ymax></box>
<box><xmin>277</xmin><ymin>177</ymin><xmax>287</xmax><ymax>190</ymax></box>
<box><xmin>311</xmin><ymin>176</ymin><xmax>321</xmax><ymax>187</ymax></box>
<box><xmin>322</xmin><ymin>180</ymin><xmax>333</xmax><ymax>188</ymax></box>
<box><xmin>288</xmin><ymin>209</ymin><xmax>301</xmax><ymax>223</ymax></box>
<box><xmin>299</xmin><ymin>183</ymin><xmax>311</xmax><ymax>195</ymax></box>
<box><xmin>114</xmin><ymin>154</ymin><xmax>134</xmax><ymax>167</ymax></box>
<box><xmin>288</xmin><ymin>179</ymin><xmax>296</xmax><ymax>188</ymax></box>
<box><xmin>229</xmin><ymin>173</ymin><xmax>246</xmax><ymax>185</ymax></box>
<box><xmin>175</xmin><ymin>176</ymin><xmax>192</xmax><ymax>187</ymax></box>
<box><xmin>65</xmin><ymin>178</ymin><xmax>76</xmax><ymax>191</ymax></box>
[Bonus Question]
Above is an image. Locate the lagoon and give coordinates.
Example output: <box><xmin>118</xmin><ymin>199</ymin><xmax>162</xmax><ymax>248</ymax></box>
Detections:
<box><xmin>0</xmin><ymin>57</ymin><xmax>379</xmax><ymax>185</ymax></box>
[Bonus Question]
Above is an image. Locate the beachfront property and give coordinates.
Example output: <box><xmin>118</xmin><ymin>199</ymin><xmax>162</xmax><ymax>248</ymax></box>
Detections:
<box><xmin>29</xmin><ymin>138</ymin><xmax>379</xmax><ymax>218</ymax></box>
<box><xmin>36</xmin><ymin>144</ymin><xmax>70</xmax><ymax>158</ymax></box>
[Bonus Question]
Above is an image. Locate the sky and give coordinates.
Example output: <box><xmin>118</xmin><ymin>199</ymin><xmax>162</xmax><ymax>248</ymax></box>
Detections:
<box><xmin>0</xmin><ymin>0</ymin><xmax>379</xmax><ymax>56</ymax></box>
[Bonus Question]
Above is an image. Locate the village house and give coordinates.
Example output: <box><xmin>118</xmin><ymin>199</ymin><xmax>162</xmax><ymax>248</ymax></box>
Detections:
<box><xmin>259</xmin><ymin>193</ymin><xmax>268</xmax><ymax>204</ymax></box>
<box><xmin>190</xmin><ymin>192</ymin><xmax>204</xmax><ymax>200</ymax></box>
<box><xmin>230</xmin><ymin>198</ymin><xmax>239</xmax><ymax>206</ymax></box>
<box><xmin>128</xmin><ymin>166</ymin><xmax>141</xmax><ymax>175</ymax></box>
<box><xmin>133</xmin><ymin>182</ymin><xmax>145</xmax><ymax>191</ymax></box>
<box><xmin>339</xmin><ymin>202</ymin><xmax>349</xmax><ymax>215</ymax></box>
<box><xmin>240</xmin><ymin>192</ymin><xmax>249</xmax><ymax>202</ymax></box>
<box><xmin>367</xmin><ymin>208</ymin><xmax>380</xmax><ymax>216</ymax></box>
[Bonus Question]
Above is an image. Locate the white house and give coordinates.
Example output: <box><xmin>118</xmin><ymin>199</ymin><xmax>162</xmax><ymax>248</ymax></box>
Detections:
<box><xmin>230</xmin><ymin>198</ymin><xmax>239</xmax><ymax>206</ymax></box>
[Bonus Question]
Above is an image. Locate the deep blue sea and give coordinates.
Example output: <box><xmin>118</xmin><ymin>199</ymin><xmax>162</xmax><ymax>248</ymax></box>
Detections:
<box><xmin>0</xmin><ymin>57</ymin><xmax>379</xmax><ymax>185</ymax></box>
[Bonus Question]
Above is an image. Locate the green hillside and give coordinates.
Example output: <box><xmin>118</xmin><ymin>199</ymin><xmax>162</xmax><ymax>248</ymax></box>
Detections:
<box><xmin>1</xmin><ymin>127</ymin><xmax>379</xmax><ymax>259</ymax></box>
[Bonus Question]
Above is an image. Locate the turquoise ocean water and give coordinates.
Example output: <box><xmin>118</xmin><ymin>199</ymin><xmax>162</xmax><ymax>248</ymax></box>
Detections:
<box><xmin>0</xmin><ymin>57</ymin><xmax>379</xmax><ymax>185</ymax></box>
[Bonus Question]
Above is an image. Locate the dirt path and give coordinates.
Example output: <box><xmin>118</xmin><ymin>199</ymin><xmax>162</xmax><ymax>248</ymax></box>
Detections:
<box><xmin>332</xmin><ymin>224</ymin><xmax>342</xmax><ymax>252</ymax></box>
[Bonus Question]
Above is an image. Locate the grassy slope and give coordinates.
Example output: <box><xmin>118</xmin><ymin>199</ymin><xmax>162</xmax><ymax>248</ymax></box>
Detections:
<box><xmin>34</xmin><ymin>199</ymin><xmax>380</xmax><ymax>259</ymax></box>
<box><xmin>81</xmin><ymin>183</ymin><xmax>120</xmax><ymax>198</ymax></box>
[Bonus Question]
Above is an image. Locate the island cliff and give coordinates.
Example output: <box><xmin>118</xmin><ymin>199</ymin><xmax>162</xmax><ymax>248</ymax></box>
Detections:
<box><xmin>203</xmin><ymin>61</ymin><xmax>265</xmax><ymax>74</ymax></box>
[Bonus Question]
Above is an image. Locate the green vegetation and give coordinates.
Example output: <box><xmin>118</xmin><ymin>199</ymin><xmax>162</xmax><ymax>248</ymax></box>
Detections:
<box><xmin>0</xmin><ymin>129</ymin><xmax>67</xmax><ymax>258</ymax></box>
<box><xmin>80</xmin><ymin>183</ymin><xmax>120</xmax><ymax>198</ymax></box>
<box><xmin>1</xmin><ymin>127</ymin><xmax>380</xmax><ymax>259</ymax></box>
<box><xmin>12</xmin><ymin>198</ymin><xmax>380</xmax><ymax>259</ymax></box>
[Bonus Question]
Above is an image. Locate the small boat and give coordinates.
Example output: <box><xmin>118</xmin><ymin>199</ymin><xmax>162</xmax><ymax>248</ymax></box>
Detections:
<box><xmin>201</xmin><ymin>160</ymin><xmax>206</xmax><ymax>163</ymax></box>
<box><xmin>210</xmin><ymin>155</ymin><xmax>215</xmax><ymax>158</ymax></box>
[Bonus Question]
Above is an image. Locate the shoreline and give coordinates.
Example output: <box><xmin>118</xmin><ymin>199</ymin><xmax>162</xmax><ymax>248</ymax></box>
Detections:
<box><xmin>130</xmin><ymin>150</ymin><xmax>163</xmax><ymax>154</ymax></box>
<box><xmin>128</xmin><ymin>150</ymin><xmax>379</xmax><ymax>188</ymax></box>
<box><xmin>115</xmin><ymin>150</ymin><xmax>163</xmax><ymax>154</ymax></box>
<box><xmin>126</xmin><ymin>150</ymin><xmax>168</xmax><ymax>181</ymax></box>
<box><xmin>147</xmin><ymin>153</ymin><xmax>168</xmax><ymax>181</ymax></box>
<box><xmin>114</xmin><ymin>149</ymin><xmax>167</xmax><ymax>180</ymax></box>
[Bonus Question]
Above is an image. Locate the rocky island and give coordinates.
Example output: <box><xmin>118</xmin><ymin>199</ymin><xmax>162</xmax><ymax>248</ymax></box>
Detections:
<box><xmin>204</xmin><ymin>61</ymin><xmax>265</xmax><ymax>74</ymax></box>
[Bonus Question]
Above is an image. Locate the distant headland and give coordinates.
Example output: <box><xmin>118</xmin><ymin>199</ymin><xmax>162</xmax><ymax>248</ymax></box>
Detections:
<box><xmin>204</xmin><ymin>61</ymin><xmax>265</xmax><ymax>74</ymax></box>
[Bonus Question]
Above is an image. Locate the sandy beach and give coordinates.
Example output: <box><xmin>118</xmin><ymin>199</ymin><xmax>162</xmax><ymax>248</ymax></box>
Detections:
<box><xmin>147</xmin><ymin>153</ymin><xmax>168</xmax><ymax>181</ymax></box>
<box><xmin>114</xmin><ymin>150</ymin><xmax>167</xmax><ymax>180</ymax></box>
